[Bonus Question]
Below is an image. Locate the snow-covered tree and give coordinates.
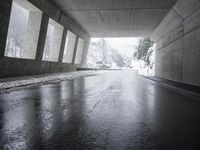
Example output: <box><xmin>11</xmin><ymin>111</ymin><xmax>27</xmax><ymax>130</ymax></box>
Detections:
<box><xmin>132</xmin><ymin>38</ymin><xmax>155</xmax><ymax>76</ymax></box>
<box><xmin>87</xmin><ymin>39</ymin><xmax>126</xmax><ymax>69</ymax></box>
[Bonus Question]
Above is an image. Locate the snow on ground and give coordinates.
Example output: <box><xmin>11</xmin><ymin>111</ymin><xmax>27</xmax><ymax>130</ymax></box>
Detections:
<box><xmin>0</xmin><ymin>71</ymin><xmax>106</xmax><ymax>92</ymax></box>
<box><xmin>131</xmin><ymin>60</ymin><xmax>155</xmax><ymax>76</ymax></box>
<box><xmin>86</xmin><ymin>38</ymin><xmax>155</xmax><ymax>76</ymax></box>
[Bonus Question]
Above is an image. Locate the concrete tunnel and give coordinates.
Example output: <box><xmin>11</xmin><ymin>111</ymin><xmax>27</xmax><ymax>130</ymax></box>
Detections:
<box><xmin>1</xmin><ymin>0</ymin><xmax>200</xmax><ymax>149</ymax></box>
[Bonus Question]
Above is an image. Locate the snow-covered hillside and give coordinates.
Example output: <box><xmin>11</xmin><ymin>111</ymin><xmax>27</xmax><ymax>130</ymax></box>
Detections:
<box><xmin>86</xmin><ymin>38</ymin><xmax>155</xmax><ymax>76</ymax></box>
<box><xmin>87</xmin><ymin>39</ymin><xmax>127</xmax><ymax>69</ymax></box>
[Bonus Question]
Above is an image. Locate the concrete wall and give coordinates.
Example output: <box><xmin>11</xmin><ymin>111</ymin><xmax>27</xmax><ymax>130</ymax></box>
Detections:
<box><xmin>151</xmin><ymin>0</ymin><xmax>200</xmax><ymax>85</ymax></box>
<box><xmin>0</xmin><ymin>0</ymin><xmax>90</xmax><ymax>78</ymax></box>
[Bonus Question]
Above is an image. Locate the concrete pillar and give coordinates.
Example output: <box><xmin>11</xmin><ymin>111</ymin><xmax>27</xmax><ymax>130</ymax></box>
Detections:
<box><xmin>35</xmin><ymin>13</ymin><xmax>49</xmax><ymax>61</ymax></box>
<box><xmin>72</xmin><ymin>36</ymin><xmax>79</xmax><ymax>64</ymax></box>
<box><xmin>80</xmin><ymin>41</ymin><xmax>90</xmax><ymax>67</ymax></box>
<box><xmin>0</xmin><ymin>0</ymin><xmax>13</xmax><ymax>58</ymax></box>
<box><xmin>74</xmin><ymin>38</ymin><xmax>84</xmax><ymax>64</ymax></box>
<box><xmin>58</xmin><ymin>28</ymin><xmax>67</xmax><ymax>63</ymax></box>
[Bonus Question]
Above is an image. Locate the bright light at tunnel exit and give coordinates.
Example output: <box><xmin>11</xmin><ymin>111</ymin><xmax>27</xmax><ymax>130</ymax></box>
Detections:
<box><xmin>91</xmin><ymin>37</ymin><xmax>142</xmax><ymax>57</ymax></box>
<box><xmin>87</xmin><ymin>37</ymin><xmax>155</xmax><ymax>76</ymax></box>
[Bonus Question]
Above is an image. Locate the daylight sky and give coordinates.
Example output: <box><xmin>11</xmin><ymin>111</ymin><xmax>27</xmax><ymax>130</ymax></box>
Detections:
<box><xmin>91</xmin><ymin>37</ymin><xmax>142</xmax><ymax>57</ymax></box>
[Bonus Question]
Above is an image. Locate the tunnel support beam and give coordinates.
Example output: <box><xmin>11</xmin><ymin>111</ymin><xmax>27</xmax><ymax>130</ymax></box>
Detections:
<box><xmin>72</xmin><ymin>36</ymin><xmax>79</xmax><ymax>65</ymax></box>
<box><xmin>58</xmin><ymin>28</ymin><xmax>68</xmax><ymax>63</ymax></box>
<box><xmin>35</xmin><ymin>13</ymin><xmax>49</xmax><ymax>61</ymax></box>
<box><xmin>80</xmin><ymin>41</ymin><xmax>90</xmax><ymax>68</ymax></box>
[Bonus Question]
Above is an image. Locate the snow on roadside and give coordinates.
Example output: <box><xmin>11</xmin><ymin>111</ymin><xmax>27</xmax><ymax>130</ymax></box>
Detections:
<box><xmin>0</xmin><ymin>71</ymin><xmax>106</xmax><ymax>91</ymax></box>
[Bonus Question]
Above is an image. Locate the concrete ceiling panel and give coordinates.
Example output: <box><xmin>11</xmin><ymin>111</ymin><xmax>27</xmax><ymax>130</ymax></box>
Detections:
<box><xmin>51</xmin><ymin>0</ymin><xmax>178</xmax><ymax>37</ymax></box>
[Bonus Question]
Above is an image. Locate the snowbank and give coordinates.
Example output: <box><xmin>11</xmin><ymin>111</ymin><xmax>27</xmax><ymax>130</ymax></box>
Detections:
<box><xmin>0</xmin><ymin>71</ymin><xmax>106</xmax><ymax>91</ymax></box>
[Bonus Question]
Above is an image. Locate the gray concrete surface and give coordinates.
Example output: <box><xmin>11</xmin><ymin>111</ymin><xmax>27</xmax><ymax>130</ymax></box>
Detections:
<box><xmin>151</xmin><ymin>0</ymin><xmax>200</xmax><ymax>85</ymax></box>
<box><xmin>0</xmin><ymin>71</ymin><xmax>200</xmax><ymax>150</ymax></box>
<box><xmin>80</xmin><ymin>41</ymin><xmax>90</xmax><ymax>68</ymax></box>
<box><xmin>53</xmin><ymin>0</ymin><xmax>178</xmax><ymax>37</ymax></box>
<box><xmin>0</xmin><ymin>71</ymin><xmax>105</xmax><ymax>91</ymax></box>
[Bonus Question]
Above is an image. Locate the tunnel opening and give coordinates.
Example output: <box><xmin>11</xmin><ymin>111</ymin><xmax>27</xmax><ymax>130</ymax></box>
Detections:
<box><xmin>86</xmin><ymin>37</ymin><xmax>155</xmax><ymax>76</ymax></box>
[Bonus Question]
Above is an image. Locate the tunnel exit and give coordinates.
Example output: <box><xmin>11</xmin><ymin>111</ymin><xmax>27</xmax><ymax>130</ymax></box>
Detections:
<box><xmin>86</xmin><ymin>38</ymin><xmax>155</xmax><ymax>76</ymax></box>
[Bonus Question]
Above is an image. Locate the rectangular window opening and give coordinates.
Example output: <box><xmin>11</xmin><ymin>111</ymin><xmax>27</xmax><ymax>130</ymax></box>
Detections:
<box><xmin>43</xmin><ymin>18</ymin><xmax>64</xmax><ymax>62</ymax></box>
<box><xmin>5</xmin><ymin>0</ymin><xmax>42</xmax><ymax>59</ymax></box>
<box><xmin>62</xmin><ymin>31</ymin><xmax>77</xmax><ymax>63</ymax></box>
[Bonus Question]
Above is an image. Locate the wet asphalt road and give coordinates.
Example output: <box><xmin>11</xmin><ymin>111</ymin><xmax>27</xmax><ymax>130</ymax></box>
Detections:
<box><xmin>0</xmin><ymin>71</ymin><xmax>200</xmax><ymax>150</ymax></box>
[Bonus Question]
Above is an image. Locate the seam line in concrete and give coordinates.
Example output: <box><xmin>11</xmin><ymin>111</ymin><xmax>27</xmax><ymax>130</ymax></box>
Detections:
<box><xmin>172</xmin><ymin>8</ymin><xmax>184</xmax><ymax>21</ymax></box>
<box><xmin>184</xmin><ymin>6</ymin><xmax>200</xmax><ymax>20</ymax></box>
<box><xmin>156</xmin><ymin>36</ymin><xmax>183</xmax><ymax>51</ymax></box>
<box><xmin>64</xmin><ymin>7</ymin><xmax>172</xmax><ymax>12</ymax></box>
<box><xmin>58</xmin><ymin>11</ymin><xmax>63</xmax><ymax>22</ymax></box>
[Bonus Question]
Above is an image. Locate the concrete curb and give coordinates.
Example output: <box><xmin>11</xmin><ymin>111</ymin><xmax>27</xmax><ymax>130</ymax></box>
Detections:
<box><xmin>0</xmin><ymin>71</ymin><xmax>106</xmax><ymax>92</ymax></box>
<box><xmin>144</xmin><ymin>75</ymin><xmax>200</xmax><ymax>100</ymax></box>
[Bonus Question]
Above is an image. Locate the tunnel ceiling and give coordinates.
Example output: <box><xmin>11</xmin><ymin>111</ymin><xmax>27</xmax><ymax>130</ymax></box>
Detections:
<box><xmin>53</xmin><ymin>0</ymin><xmax>178</xmax><ymax>37</ymax></box>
